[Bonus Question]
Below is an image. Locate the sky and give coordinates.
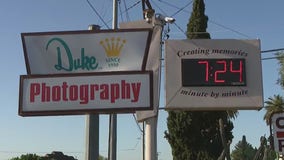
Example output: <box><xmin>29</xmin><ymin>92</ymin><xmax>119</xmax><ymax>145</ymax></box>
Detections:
<box><xmin>1</xmin><ymin>0</ymin><xmax>284</xmax><ymax>160</ymax></box>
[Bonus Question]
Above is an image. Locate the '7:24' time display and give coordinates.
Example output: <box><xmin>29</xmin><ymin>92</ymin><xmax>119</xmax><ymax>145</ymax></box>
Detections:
<box><xmin>182</xmin><ymin>58</ymin><xmax>246</xmax><ymax>86</ymax></box>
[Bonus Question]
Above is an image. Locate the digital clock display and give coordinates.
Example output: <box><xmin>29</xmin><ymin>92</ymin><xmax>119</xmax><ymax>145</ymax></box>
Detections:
<box><xmin>182</xmin><ymin>59</ymin><xmax>246</xmax><ymax>86</ymax></box>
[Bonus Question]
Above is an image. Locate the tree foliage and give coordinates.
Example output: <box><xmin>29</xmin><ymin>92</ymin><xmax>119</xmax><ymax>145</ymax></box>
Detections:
<box><xmin>99</xmin><ymin>155</ymin><xmax>107</xmax><ymax>160</ymax></box>
<box><xmin>262</xmin><ymin>51</ymin><xmax>284</xmax><ymax>125</ymax></box>
<box><xmin>260</xmin><ymin>46</ymin><xmax>284</xmax><ymax>160</ymax></box>
<box><xmin>10</xmin><ymin>153</ymin><xmax>44</xmax><ymax>160</ymax></box>
<box><xmin>275</xmin><ymin>51</ymin><xmax>284</xmax><ymax>88</ymax></box>
<box><xmin>263</xmin><ymin>94</ymin><xmax>284</xmax><ymax>125</ymax></box>
<box><xmin>186</xmin><ymin>0</ymin><xmax>210</xmax><ymax>39</ymax></box>
<box><xmin>231</xmin><ymin>136</ymin><xmax>277</xmax><ymax>160</ymax></box>
<box><xmin>10</xmin><ymin>152</ymin><xmax>107</xmax><ymax>160</ymax></box>
<box><xmin>231</xmin><ymin>135</ymin><xmax>257</xmax><ymax>160</ymax></box>
<box><xmin>165</xmin><ymin>0</ymin><xmax>236</xmax><ymax>159</ymax></box>
<box><xmin>165</xmin><ymin>111</ymin><xmax>234</xmax><ymax>159</ymax></box>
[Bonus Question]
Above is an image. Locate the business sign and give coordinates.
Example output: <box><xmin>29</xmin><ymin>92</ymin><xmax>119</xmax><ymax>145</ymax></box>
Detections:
<box><xmin>21</xmin><ymin>29</ymin><xmax>152</xmax><ymax>74</ymax></box>
<box><xmin>165</xmin><ymin>39</ymin><xmax>263</xmax><ymax>110</ymax></box>
<box><xmin>19</xmin><ymin>71</ymin><xmax>153</xmax><ymax>116</ymax></box>
<box><xmin>271</xmin><ymin>112</ymin><xmax>284</xmax><ymax>153</ymax></box>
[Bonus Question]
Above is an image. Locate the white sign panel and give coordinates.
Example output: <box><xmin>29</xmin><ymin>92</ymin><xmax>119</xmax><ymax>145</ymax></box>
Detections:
<box><xmin>21</xmin><ymin>29</ymin><xmax>152</xmax><ymax>74</ymax></box>
<box><xmin>271</xmin><ymin>112</ymin><xmax>284</xmax><ymax>153</ymax></box>
<box><xmin>19</xmin><ymin>71</ymin><xmax>153</xmax><ymax>116</ymax></box>
<box><xmin>165</xmin><ymin>39</ymin><xmax>263</xmax><ymax>110</ymax></box>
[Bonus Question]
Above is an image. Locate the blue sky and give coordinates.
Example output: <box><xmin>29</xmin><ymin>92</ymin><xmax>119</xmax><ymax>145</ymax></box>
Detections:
<box><xmin>1</xmin><ymin>0</ymin><xmax>284</xmax><ymax>159</ymax></box>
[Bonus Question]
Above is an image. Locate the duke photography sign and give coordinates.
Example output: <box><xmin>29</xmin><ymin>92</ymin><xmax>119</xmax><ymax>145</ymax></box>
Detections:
<box><xmin>21</xmin><ymin>29</ymin><xmax>152</xmax><ymax>74</ymax></box>
<box><xmin>165</xmin><ymin>39</ymin><xmax>263</xmax><ymax>110</ymax></box>
<box><xmin>19</xmin><ymin>71</ymin><xmax>153</xmax><ymax>116</ymax></box>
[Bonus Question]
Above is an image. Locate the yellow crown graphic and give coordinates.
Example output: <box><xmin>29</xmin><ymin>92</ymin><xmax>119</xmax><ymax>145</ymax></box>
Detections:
<box><xmin>100</xmin><ymin>37</ymin><xmax>126</xmax><ymax>57</ymax></box>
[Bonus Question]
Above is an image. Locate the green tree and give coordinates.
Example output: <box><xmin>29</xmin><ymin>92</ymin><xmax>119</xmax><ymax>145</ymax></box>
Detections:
<box><xmin>263</xmin><ymin>52</ymin><xmax>284</xmax><ymax>125</ymax></box>
<box><xmin>186</xmin><ymin>0</ymin><xmax>210</xmax><ymax>39</ymax></box>
<box><xmin>165</xmin><ymin>111</ymin><xmax>234</xmax><ymax>159</ymax></box>
<box><xmin>165</xmin><ymin>0</ymin><xmax>236</xmax><ymax>159</ymax></box>
<box><xmin>10</xmin><ymin>153</ymin><xmax>44</xmax><ymax>160</ymax></box>
<box><xmin>263</xmin><ymin>94</ymin><xmax>284</xmax><ymax>159</ymax></box>
<box><xmin>260</xmin><ymin>47</ymin><xmax>284</xmax><ymax>160</ymax></box>
<box><xmin>99</xmin><ymin>155</ymin><xmax>107</xmax><ymax>160</ymax></box>
<box><xmin>275</xmin><ymin>51</ymin><xmax>284</xmax><ymax>88</ymax></box>
<box><xmin>231</xmin><ymin>135</ymin><xmax>257</xmax><ymax>160</ymax></box>
<box><xmin>253</xmin><ymin>136</ymin><xmax>277</xmax><ymax>160</ymax></box>
<box><xmin>263</xmin><ymin>94</ymin><xmax>284</xmax><ymax>125</ymax></box>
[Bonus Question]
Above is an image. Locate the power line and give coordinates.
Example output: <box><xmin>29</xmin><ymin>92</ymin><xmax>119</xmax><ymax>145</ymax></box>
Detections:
<box><xmin>261</xmin><ymin>56</ymin><xmax>279</xmax><ymax>61</ymax></box>
<box><xmin>104</xmin><ymin>1</ymin><xmax>141</xmax><ymax>27</ymax></box>
<box><xmin>261</xmin><ymin>48</ymin><xmax>284</xmax><ymax>60</ymax></box>
<box><xmin>261</xmin><ymin>48</ymin><xmax>284</xmax><ymax>53</ymax></box>
<box><xmin>170</xmin><ymin>1</ymin><xmax>193</xmax><ymax>17</ymax></box>
<box><xmin>155</xmin><ymin>0</ymin><xmax>250</xmax><ymax>39</ymax></box>
<box><xmin>86</xmin><ymin>0</ymin><xmax>110</xmax><ymax>29</ymax></box>
<box><xmin>122</xmin><ymin>1</ymin><xmax>141</xmax><ymax>14</ymax></box>
<box><xmin>132</xmin><ymin>113</ymin><xmax>143</xmax><ymax>133</ymax></box>
<box><xmin>158</xmin><ymin>0</ymin><xmax>190</xmax><ymax>13</ymax></box>
<box><xmin>173</xmin><ymin>23</ymin><xmax>186</xmax><ymax>35</ymax></box>
<box><xmin>151</xmin><ymin>0</ymin><xmax>167</xmax><ymax>15</ymax></box>
<box><xmin>118</xmin><ymin>0</ymin><xmax>124</xmax><ymax>22</ymax></box>
<box><xmin>152</xmin><ymin>0</ymin><xmax>187</xmax><ymax>38</ymax></box>
<box><xmin>122</xmin><ymin>0</ymin><xmax>131</xmax><ymax>21</ymax></box>
<box><xmin>209</xmin><ymin>20</ymin><xmax>251</xmax><ymax>38</ymax></box>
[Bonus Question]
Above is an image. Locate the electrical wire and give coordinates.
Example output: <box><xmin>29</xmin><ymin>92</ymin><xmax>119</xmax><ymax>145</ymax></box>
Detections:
<box><xmin>122</xmin><ymin>0</ymin><xmax>131</xmax><ymax>21</ymax></box>
<box><xmin>152</xmin><ymin>0</ymin><xmax>187</xmax><ymax>37</ymax></box>
<box><xmin>170</xmin><ymin>1</ymin><xmax>193</xmax><ymax>17</ymax></box>
<box><xmin>118</xmin><ymin>0</ymin><xmax>124</xmax><ymax>22</ymax></box>
<box><xmin>154</xmin><ymin>0</ymin><xmax>250</xmax><ymax>39</ymax></box>
<box><xmin>158</xmin><ymin>0</ymin><xmax>190</xmax><ymax>13</ymax></box>
<box><xmin>120</xmin><ymin>137</ymin><xmax>141</xmax><ymax>151</ymax></box>
<box><xmin>151</xmin><ymin>0</ymin><xmax>167</xmax><ymax>15</ymax></box>
<box><xmin>132</xmin><ymin>113</ymin><xmax>143</xmax><ymax>133</ymax></box>
<box><xmin>261</xmin><ymin>48</ymin><xmax>284</xmax><ymax>60</ymax></box>
<box><xmin>209</xmin><ymin>20</ymin><xmax>251</xmax><ymax>38</ymax></box>
<box><xmin>261</xmin><ymin>48</ymin><xmax>284</xmax><ymax>53</ymax></box>
<box><xmin>86</xmin><ymin>0</ymin><xmax>110</xmax><ymax>29</ymax></box>
<box><xmin>262</xmin><ymin>56</ymin><xmax>280</xmax><ymax>61</ymax></box>
<box><xmin>103</xmin><ymin>1</ymin><xmax>140</xmax><ymax>27</ymax></box>
<box><xmin>173</xmin><ymin>22</ymin><xmax>186</xmax><ymax>35</ymax></box>
<box><xmin>85</xmin><ymin>0</ymin><xmax>252</xmax><ymax>39</ymax></box>
<box><xmin>122</xmin><ymin>1</ymin><xmax>140</xmax><ymax>14</ymax></box>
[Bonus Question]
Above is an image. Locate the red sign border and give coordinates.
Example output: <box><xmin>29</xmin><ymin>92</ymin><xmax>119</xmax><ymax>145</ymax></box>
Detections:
<box><xmin>18</xmin><ymin>71</ymin><xmax>153</xmax><ymax>116</ymax></box>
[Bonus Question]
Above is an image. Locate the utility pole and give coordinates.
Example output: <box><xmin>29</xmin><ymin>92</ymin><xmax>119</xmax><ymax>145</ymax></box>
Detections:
<box><xmin>108</xmin><ymin>0</ymin><xmax>118</xmax><ymax>160</ymax></box>
<box><xmin>85</xmin><ymin>24</ymin><xmax>100</xmax><ymax>160</ymax></box>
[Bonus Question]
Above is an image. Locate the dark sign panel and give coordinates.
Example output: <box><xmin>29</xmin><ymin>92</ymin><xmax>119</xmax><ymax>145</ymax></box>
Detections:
<box><xmin>182</xmin><ymin>58</ymin><xmax>246</xmax><ymax>86</ymax></box>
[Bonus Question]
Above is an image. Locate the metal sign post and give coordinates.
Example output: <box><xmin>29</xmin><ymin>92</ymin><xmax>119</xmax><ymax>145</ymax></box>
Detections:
<box><xmin>85</xmin><ymin>24</ymin><xmax>100</xmax><ymax>160</ymax></box>
<box><xmin>108</xmin><ymin>0</ymin><xmax>118</xmax><ymax>160</ymax></box>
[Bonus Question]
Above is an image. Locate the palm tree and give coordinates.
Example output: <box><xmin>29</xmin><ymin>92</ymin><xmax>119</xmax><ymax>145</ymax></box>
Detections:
<box><xmin>226</xmin><ymin>110</ymin><xmax>239</xmax><ymax>120</ymax></box>
<box><xmin>275</xmin><ymin>52</ymin><xmax>284</xmax><ymax>88</ymax></box>
<box><xmin>263</xmin><ymin>94</ymin><xmax>284</xmax><ymax>125</ymax></box>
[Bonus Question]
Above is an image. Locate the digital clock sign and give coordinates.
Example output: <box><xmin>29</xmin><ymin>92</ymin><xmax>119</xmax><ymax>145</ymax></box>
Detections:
<box><xmin>165</xmin><ymin>39</ymin><xmax>262</xmax><ymax>110</ymax></box>
<box><xmin>182</xmin><ymin>58</ymin><xmax>246</xmax><ymax>86</ymax></box>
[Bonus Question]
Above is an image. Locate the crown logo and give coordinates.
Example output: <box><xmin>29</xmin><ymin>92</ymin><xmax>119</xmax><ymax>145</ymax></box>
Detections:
<box><xmin>100</xmin><ymin>37</ymin><xmax>126</xmax><ymax>57</ymax></box>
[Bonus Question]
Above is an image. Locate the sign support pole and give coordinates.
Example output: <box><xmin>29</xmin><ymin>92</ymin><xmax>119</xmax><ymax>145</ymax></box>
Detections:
<box><xmin>85</xmin><ymin>114</ymin><xmax>99</xmax><ymax>160</ymax></box>
<box><xmin>85</xmin><ymin>24</ymin><xmax>101</xmax><ymax>160</ymax></box>
<box><xmin>108</xmin><ymin>0</ymin><xmax>118</xmax><ymax>160</ymax></box>
<box><xmin>145</xmin><ymin>117</ymin><xmax>158</xmax><ymax>160</ymax></box>
<box><xmin>144</xmin><ymin>17</ymin><xmax>163</xmax><ymax>160</ymax></box>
